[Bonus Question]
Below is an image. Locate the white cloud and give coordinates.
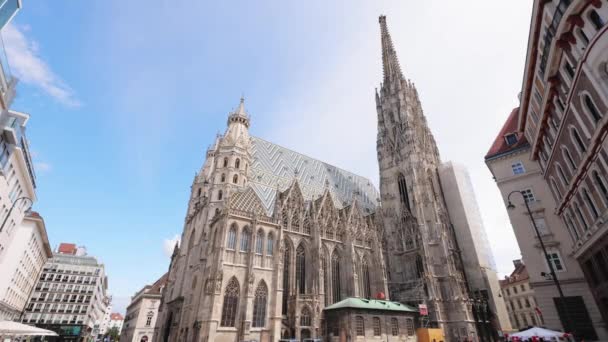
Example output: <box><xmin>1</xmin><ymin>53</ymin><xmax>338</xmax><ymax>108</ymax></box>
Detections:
<box><xmin>2</xmin><ymin>24</ymin><xmax>81</xmax><ymax>107</ymax></box>
<box><xmin>163</xmin><ymin>234</ymin><xmax>180</xmax><ymax>257</ymax></box>
<box><xmin>258</xmin><ymin>1</ymin><xmax>532</xmax><ymax>277</ymax></box>
<box><xmin>34</xmin><ymin>161</ymin><xmax>51</xmax><ymax>173</ymax></box>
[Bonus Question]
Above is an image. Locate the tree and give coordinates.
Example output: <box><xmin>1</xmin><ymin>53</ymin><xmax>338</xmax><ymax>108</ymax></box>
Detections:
<box><xmin>107</xmin><ymin>326</ymin><xmax>120</xmax><ymax>342</ymax></box>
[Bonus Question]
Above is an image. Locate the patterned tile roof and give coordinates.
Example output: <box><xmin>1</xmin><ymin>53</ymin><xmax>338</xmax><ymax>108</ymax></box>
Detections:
<box><xmin>248</xmin><ymin>136</ymin><xmax>380</xmax><ymax>215</ymax></box>
<box><xmin>324</xmin><ymin>297</ymin><xmax>417</xmax><ymax>312</ymax></box>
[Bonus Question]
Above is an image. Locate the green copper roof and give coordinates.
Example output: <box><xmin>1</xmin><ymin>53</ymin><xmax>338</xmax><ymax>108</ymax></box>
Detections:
<box><xmin>323</xmin><ymin>298</ymin><xmax>418</xmax><ymax>312</ymax></box>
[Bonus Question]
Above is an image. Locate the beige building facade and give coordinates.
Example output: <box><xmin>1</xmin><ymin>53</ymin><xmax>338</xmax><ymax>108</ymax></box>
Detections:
<box><xmin>486</xmin><ymin>107</ymin><xmax>606</xmax><ymax>339</ymax></box>
<box><xmin>499</xmin><ymin>260</ymin><xmax>544</xmax><ymax>331</ymax></box>
<box><xmin>121</xmin><ymin>274</ymin><xmax>167</xmax><ymax>342</ymax></box>
<box><xmin>0</xmin><ymin>212</ymin><xmax>51</xmax><ymax>320</ymax></box>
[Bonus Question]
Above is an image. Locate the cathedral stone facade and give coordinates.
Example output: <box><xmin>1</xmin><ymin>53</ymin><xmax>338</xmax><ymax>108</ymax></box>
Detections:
<box><xmin>154</xmin><ymin>16</ymin><xmax>478</xmax><ymax>342</ymax></box>
<box><xmin>376</xmin><ymin>15</ymin><xmax>476</xmax><ymax>339</ymax></box>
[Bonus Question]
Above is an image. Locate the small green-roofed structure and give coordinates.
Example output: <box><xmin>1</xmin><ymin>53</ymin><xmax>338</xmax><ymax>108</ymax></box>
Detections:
<box><xmin>323</xmin><ymin>297</ymin><xmax>418</xmax><ymax>312</ymax></box>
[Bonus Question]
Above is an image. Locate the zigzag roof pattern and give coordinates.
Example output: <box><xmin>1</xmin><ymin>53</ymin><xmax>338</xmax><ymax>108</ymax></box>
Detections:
<box><xmin>247</xmin><ymin>136</ymin><xmax>380</xmax><ymax>216</ymax></box>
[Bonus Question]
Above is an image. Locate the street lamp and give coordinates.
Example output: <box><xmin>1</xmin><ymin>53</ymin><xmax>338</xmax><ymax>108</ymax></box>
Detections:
<box><xmin>506</xmin><ymin>190</ymin><xmax>573</xmax><ymax>336</ymax></box>
<box><xmin>0</xmin><ymin>196</ymin><xmax>33</xmax><ymax>233</ymax></box>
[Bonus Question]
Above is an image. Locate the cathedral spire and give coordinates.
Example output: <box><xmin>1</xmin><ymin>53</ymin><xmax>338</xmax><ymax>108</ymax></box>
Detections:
<box><xmin>379</xmin><ymin>15</ymin><xmax>403</xmax><ymax>83</ymax></box>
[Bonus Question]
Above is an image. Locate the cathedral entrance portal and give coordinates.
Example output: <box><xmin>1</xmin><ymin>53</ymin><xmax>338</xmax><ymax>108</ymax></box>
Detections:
<box><xmin>301</xmin><ymin>329</ymin><xmax>311</xmax><ymax>339</ymax></box>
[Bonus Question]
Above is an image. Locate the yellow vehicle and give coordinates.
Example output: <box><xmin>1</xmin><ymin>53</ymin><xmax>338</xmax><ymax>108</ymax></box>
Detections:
<box><xmin>416</xmin><ymin>328</ymin><xmax>445</xmax><ymax>342</ymax></box>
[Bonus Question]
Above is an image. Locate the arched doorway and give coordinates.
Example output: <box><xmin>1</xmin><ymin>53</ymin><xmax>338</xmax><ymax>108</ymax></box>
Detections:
<box><xmin>140</xmin><ymin>336</ymin><xmax>148</xmax><ymax>342</ymax></box>
<box><xmin>301</xmin><ymin>329</ymin><xmax>311</xmax><ymax>339</ymax></box>
<box><xmin>162</xmin><ymin>312</ymin><xmax>173</xmax><ymax>342</ymax></box>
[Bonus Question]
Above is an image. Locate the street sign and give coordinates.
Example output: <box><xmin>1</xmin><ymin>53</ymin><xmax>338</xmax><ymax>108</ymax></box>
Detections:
<box><xmin>419</xmin><ymin>304</ymin><xmax>428</xmax><ymax>316</ymax></box>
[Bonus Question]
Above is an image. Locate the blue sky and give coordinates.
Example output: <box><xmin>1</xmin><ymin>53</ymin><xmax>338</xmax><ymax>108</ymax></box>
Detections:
<box><xmin>5</xmin><ymin>1</ymin><xmax>533</xmax><ymax>313</ymax></box>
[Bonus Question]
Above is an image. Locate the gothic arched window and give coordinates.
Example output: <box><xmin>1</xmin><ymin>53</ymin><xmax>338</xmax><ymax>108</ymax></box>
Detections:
<box><xmin>233</xmin><ymin>174</ymin><xmax>239</xmax><ymax>184</ymax></box>
<box><xmin>240</xmin><ymin>227</ymin><xmax>251</xmax><ymax>252</ymax></box>
<box><xmin>252</xmin><ymin>281</ymin><xmax>267</xmax><ymax>328</ymax></box>
<box><xmin>300</xmin><ymin>306</ymin><xmax>311</xmax><ymax>326</ymax></box>
<box><xmin>218</xmin><ymin>190</ymin><xmax>223</xmax><ymax>201</ymax></box>
<box><xmin>583</xmin><ymin>189</ymin><xmax>599</xmax><ymax>219</ymax></box>
<box><xmin>266</xmin><ymin>233</ymin><xmax>274</xmax><ymax>256</ymax></box>
<box><xmin>589</xmin><ymin>9</ymin><xmax>605</xmax><ymax>31</ymax></box>
<box><xmin>221</xmin><ymin>173</ymin><xmax>226</xmax><ymax>182</ymax></box>
<box><xmin>583</xmin><ymin>94</ymin><xmax>602</xmax><ymax>123</ymax></box>
<box><xmin>373</xmin><ymin>317</ymin><xmax>381</xmax><ymax>336</ymax></box>
<box><xmin>397</xmin><ymin>173</ymin><xmax>410</xmax><ymax>211</ymax></box>
<box><xmin>188</xmin><ymin>229</ymin><xmax>195</xmax><ymax>250</ymax></box>
<box><xmin>303</xmin><ymin>214</ymin><xmax>311</xmax><ymax>235</ymax></box>
<box><xmin>255</xmin><ymin>230</ymin><xmax>264</xmax><ymax>255</ymax></box>
<box><xmin>223</xmin><ymin>158</ymin><xmax>228</xmax><ymax>168</ymax></box>
<box><xmin>563</xmin><ymin>147</ymin><xmax>577</xmax><ymax>171</ymax></box>
<box><xmin>594</xmin><ymin>171</ymin><xmax>608</xmax><ymax>201</ymax></box>
<box><xmin>361</xmin><ymin>257</ymin><xmax>371</xmax><ymax>299</ymax></box>
<box><xmin>197</xmin><ymin>188</ymin><xmax>201</xmax><ymax>197</ymax></box>
<box><xmin>220</xmin><ymin>277</ymin><xmax>239</xmax><ymax>327</ymax></box>
<box><xmin>296</xmin><ymin>244</ymin><xmax>306</xmax><ymax>294</ymax></box>
<box><xmin>571</xmin><ymin>128</ymin><xmax>586</xmax><ymax>154</ymax></box>
<box><xmin>282</xmin><ymin>241</ymin><xmax>291</xmax><ymax>314</ymax></box>
<box><xmin>322</xmin><ymin>254</ymin><xmax>329</xmax><ymax>305</ymax></box>
<box><xmin>235</xmin><ymin>158</ymin><xmax>241</xmax><ymax>169</ymax></box>
<box><xmin>332</xmin><ymin>251</ymin><xmax>341</xmax><ymax>303</ymax></box>
<box><xmin>415</xmin><ymin>254</ymin><xmax>424</xmax><ymax>278</ymax></box>
<box><xmin>551</xmin><ymin>178</ymin><xmax>563</xmax><ymax>200</ymax></box>
<box><xmin>227</xmin><ymin>224</ymin><xmax>237</xmax><ymax>249</ymax></box>
<box><xmin>556</xmin><ymin>164</ymin><xmax>570</xmax><ymax>186</ymax></box>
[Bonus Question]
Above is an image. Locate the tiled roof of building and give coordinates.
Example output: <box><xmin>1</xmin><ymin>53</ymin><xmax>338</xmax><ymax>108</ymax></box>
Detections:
<box><xmin>323</xmin><ymin>297</ymin><xmax>417</xmax><ymax>312</ymax></box>
<box><xmin>485</xmin><ymin>107</ymin><xmax>529</xmax><ymax>160</ymax></box>
<box><xmin>57</xmin><ymin>243</ymin><xmax>77</xmax><ymax>255</ymax></box>
<box><xmin>148</xmin><ymin>273</ymin><xmax>168</xmax><ymax>295</ymax></box>
<box><xmin>248</xmin><ymin>136</ymin><xmax>380</xmax><ymax>216</ymax></box>
<box><xmin>110</xmin><ymin>313</ymin><xmax>124</xmax><ymax>321</ymax></box>
<box><xmin>500</xmin><ymin>260</ymin><xmax>529</xmax><ymax>287</ymax></box>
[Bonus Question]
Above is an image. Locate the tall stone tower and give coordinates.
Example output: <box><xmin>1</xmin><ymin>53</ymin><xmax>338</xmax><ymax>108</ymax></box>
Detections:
<box><xmin>376</xmin><ymin>16</ymin><xmax>476</xmax><ymax>340</ymax></box>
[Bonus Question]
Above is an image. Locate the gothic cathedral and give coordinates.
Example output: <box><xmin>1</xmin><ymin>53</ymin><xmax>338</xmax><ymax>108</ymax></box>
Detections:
<box><xmin>153</xmin><ymin>16</ymin><xmax>477</xmax><ymax>342</ymax></box>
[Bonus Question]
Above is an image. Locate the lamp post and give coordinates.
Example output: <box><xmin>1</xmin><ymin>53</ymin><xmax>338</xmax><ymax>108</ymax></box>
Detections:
<box><xmin>506</xmin><ymin>190</ymin><xmax>573</xmax><ymax>337</ymax></box>
<box><xmin>0</xmin><ymin>196</ymin><xmax>33</xmax><ymax>233</ymax></box>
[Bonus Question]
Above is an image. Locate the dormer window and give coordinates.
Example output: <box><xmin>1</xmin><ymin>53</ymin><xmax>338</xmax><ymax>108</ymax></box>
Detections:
<box><xmin>505</xmin><ymin>133</ymin><xmax>518</xmax><ymax>146</ymax></box>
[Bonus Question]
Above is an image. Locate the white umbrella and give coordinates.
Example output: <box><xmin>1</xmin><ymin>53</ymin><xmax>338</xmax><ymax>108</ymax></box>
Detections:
<box><xmin>0</xmin><ymin>321</ymin><xmax>58</xmax><ymax>336</ymax></box>
<box><xmin>509</xmin><ymin>327</ymin><xmax>568</xmax><ymax>340</ymax></box>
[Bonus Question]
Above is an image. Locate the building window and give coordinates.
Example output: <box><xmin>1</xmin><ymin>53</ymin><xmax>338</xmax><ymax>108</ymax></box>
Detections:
<box><xmin>145</xmin><ymin>312</ymin><xmax>153</xmax><ymax>326</ymax></box>
<box><xmin>300</xmin><ymin>306</ymin><xmax>311</xmax><ymax>326</ymax></box>
<box><xmin>521</xmin><ymin>189</ymin><xmax>535</xmax><ymax>203</ymax></box>
<box><xmin>575</xmin><ymin>203</ymin><xmax>589</xmax><ymax>230</ymax></box>
<box><xmin>547</xmin><ymin>251</ymin><xmax>565</xmax><ymax>272</ymax></box>
<box><xmin>221</xmin><ymin>173</ymin><xmax>226</xmax><ymax>182</ymax></box>
<box><xmin>551</xmin><ymin>178</ymin><xmax>563</xmax><ymax>199</ymax></box>
<box><xmin>218</xmin><ymin>190</ymin><xmax>223</xmax><ymax>201</ymax></box>
<box><xmin>255</xmin><ymin>230</ymin><xmax>264</xmax><ymax>254</ymax></box>
<box><xmin>397</xmin><ymin>173</ymin><xmax>410</xmax><ymax>211</ymax></box>
<box><xmin>240</xmin><ymin>227</ymin><xmax>251</xmax><ymax>252</ymax></box>
<box><xmin>513</xmin><ymin>286</ymin><xmax>518</xmax><ymax>294</ymax></box>
<box><xmin>391</xmin><ymin>318</ymin><xmax>399</xmax><ymax>336</ymax></box>
<box><xmin>583</xmin><ymin>95</ymin><xmax>602</xmax><ymax>123</ymax></box>
<box><xmin>512</xmin><ymin>162</ymin><xmax>525</xmax><ymax>175</ymax></box>
<box><xmin>406</xmin><ymin>318</ymin><xmax>415</xmax><ymax>336</ymax></box>
<box><xmin>505</xmin><ymin>133</ymin><xmax>518</xmax><ymax>145</ymax></box>
<box><xmin>571</xmin><ymin>128</ymin><xmax>587</xmax><ymax>154</ymax></box>
<box><xmin>525</xmin><ymin>298</ymin><xmax>531</xmax><ymax>308</ymax></box>
<box><xmin>521</xmin><ymin>284</ymin><xmax>526</xmax><ymax>291</ymax></box>
<box><xmin>578</xmin><ymin>27</ymin><xmax>590</xmax><ymax>46</ymax></box>
<box><xmin>322</xmin><ymin>255</ymin><xmax>329</xmax><ymax>306</ymax></box>
<box><xmin>517</xmin><ymin>298</ymin><xmax>522</xmax><ymax>309</ymax></box>
<box><xmin>583</xmin><ymin>189</ymin><xmax>599</xmax><ymax>219</ymax></box>
<box><xmin>355</xmin><ymin>316</ymin><xmax>365</xmax><ymax>336</ymax></box>
<box><xmin>557</xmin><ymin>165</ymin><xmax>570</xmax><ymax>186</ymax></box>
<box><xmin>564</xmin><ymin>60</ymin><xmax>575</xmax><ymax>79</ymax></box>
<box><xmin>220</xmin><ymin>277</ymin><xmax>240</xmax><ymax>327</ymax></box>
<box><xmin>235</xmin><ymin>158</ymin><xmax>240</xmax><ymax>169</ymax></box>
<box><xmin>522</xmin><ymin>314</ymin><xmax>529</xmax><ymax>327</ymax></box>
<box><xmin>589</xmin><ymin>9</ymin><xmax>605</xmax><ymax>31</ymax></box>
<box><xmin>233</xmin><ymin>174</ymin><xmax>238</xmax><ymax>184</ymax></box>
<box><xmin>563</xmin><ymin>147</ymin><xmax>577</xmax><ymax>171</ymax></box>
<box><xmin>332</xmin><ymin>251</ymin><xmax>341</xmax><ymax>303</ymax></box>
<box><xmin>227</xmin><ymin>224</ymin><xmax>237</xmax><ymax>249</ymax></box>
<box><xmin>594</xmin><ymin>171</ymin><xmax>608</xmax><ymax>201</ymax></box>
<box><xmin>506</xmin><ymin>288</ymin><xmax>510</xmax><ymax>296</ymax></box>
<box><xmin>266</xmin><ymin>233</ymin><xmax>274</xmax><ymax>256</ymax></box>
<box><xmin>361</xmin><ymin>257</ymin><xmax>371</xmax><ymax>299</ymax></box>
<box><xmin>296</xmin><ymin>244</ymin><xmax>306</xmax><ymax>294</ymax></box>
<box><xmin>373</xmin><ymin>317</ymin><xmax>381</xmax><ymax>336</ymax></box>
<box><xmin>252</xmin><ymin>281</ymin><xmax>267</xmax><ymax>328</ymax></box>
<box><xmin>223</xmin><ymin>158</ymin><xmax>228</xmax><ymax>168</ymax></box>
<box><xmin>533</xmin><ymin>217</ymin><xmax>549</xmax><ymax>236</ymax></box>
<box><xmin>282</xmin><ymin>241</ymin><xmax>291</xmax><ymax>315</ymax></box>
